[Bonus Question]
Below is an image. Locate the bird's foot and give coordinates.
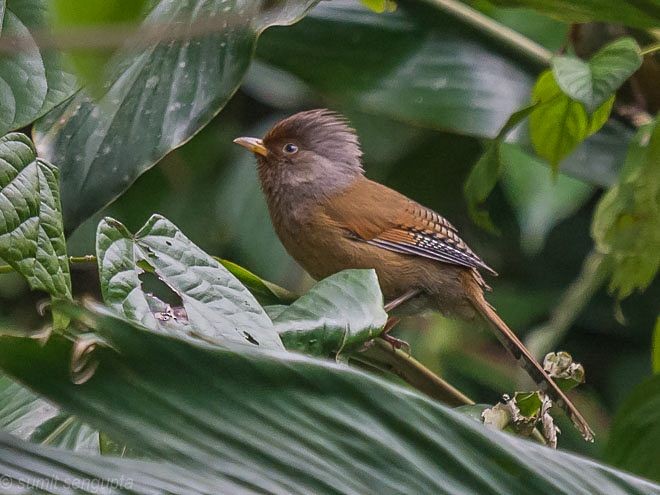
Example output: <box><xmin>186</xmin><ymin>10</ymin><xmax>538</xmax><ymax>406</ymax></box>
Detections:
<box><xmin>381</xmin><ymin>333</ymin><xmax>411</xmax><ymax>354</ymax></box>
<box><xmin>379</xmin><ymin>316</ymin><xmax>411</xmax><ymax>354</ymax></box>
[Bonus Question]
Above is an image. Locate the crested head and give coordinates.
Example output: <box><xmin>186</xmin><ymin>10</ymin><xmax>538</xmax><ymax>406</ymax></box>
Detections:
<box><xmin>263</xmin><ymin>109</ymin><xmax>363</xmax><ymax>168</ymax></box>
<box><xmin>234</xmin><ymin>109</ymin><xmax>365</xmax><ymax>213</ymax></box>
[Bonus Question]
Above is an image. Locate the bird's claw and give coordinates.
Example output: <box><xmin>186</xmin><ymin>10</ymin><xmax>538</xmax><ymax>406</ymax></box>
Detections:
<box><xmin>380</xmin><ymin>333</ymin><xmax>411</xmax><ymax>354</ymax></box>
<box><xmin>380</xmin><ymin>316</ymin><xmax>411</xmax><ymax>354</ymax></box>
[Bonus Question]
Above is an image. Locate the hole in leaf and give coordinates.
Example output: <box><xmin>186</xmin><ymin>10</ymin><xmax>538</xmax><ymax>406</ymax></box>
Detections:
<box><xmin>165</xmin><ymin>240</ymin><xmax>172</xmax><ymax>246</ymax></box>
<box><xmin>138</xmin><ymin>271</ymin><xmax>182</xmax><ymax>307</ymax></box>
<box><xmin>243</xmin><ymin>331</ymin><xmax>259</xmax><ymax>346</ymax></box>
<box><xmin>143</xmin><ymin>246</ymin><xmax>158</xmax><ymax>258</ymax></box>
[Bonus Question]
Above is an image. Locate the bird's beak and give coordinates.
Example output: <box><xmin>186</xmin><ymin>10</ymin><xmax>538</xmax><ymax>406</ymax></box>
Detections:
<box><xmin>233</xmin><ymin>136</ymin><xmax>268</xmax><ymax>157</ymax></box>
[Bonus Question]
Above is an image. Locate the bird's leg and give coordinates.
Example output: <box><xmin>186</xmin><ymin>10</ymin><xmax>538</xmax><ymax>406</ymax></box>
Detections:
<box><xmin>380</xmin><ymin>289</ymin><xmax>420</xmax><ymax>353</ymax></box>
<box><xmin>384</xmin><ymin>288</ymin><xmax>421</xmax><ymax>313</ymax></box>
<box><xmin>379</xmin><ymin>317</ymin><xmax>411</xmax><ymax>354</ymax></box>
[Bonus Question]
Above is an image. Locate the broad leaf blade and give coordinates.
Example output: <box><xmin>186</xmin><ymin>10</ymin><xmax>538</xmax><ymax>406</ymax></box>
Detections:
<box><xmin>96</xmin><ymin>214</ymin><xmax>283</xmax><ymax>349</ymax></box>
<box><xmin>552</xmin><ymin>37</ymin><xmax>642</xmax><ymax>113</ymax></box>
<box><xmin>33</xmin><ymin>0</ymin><xmax>318</xmax><ymax>232</ymax></box>
<box><xmin>0</xmin><ymin>305</ymin><xmax>657</xmax><ymax>494</ymax></box>
<box><xmin>530</xmin><ymin>70</ymin><xmax>614</xmax><ymax>170</ymax></box>
<box><xmin>0</xmin><ymin>374</ymin><xmax>98</xmax><ymax>453</ymax></box>
<box><xmin>273</xmin><ymin>269</ymin><xmax>387</xmax><ymax>355</ymax></box>
<box><xmin>0</xmin><ymin>133</ymin><xmax>71</xmax><ymax>301</ymax></box>
<box><xmin>0</xmin><ymin>0</ymin><xmax>78</xmax><ymax>135</ymax></box>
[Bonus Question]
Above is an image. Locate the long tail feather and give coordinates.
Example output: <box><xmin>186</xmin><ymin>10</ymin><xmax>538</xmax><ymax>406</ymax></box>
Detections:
<box><xmin>470</xmin><ymin>291</ymin><xmax>594</xmax><ymax>442</ymax></box>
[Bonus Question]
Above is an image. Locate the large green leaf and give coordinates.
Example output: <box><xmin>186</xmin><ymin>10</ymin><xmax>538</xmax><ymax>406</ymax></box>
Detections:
<box><xmin>33</xmin><ymin>0</ymin><xmax>318</xmax><ymax>232</ymax></box>
<box><xmin>485</xmin><ymin>0</ymin><xmax>660</xmax><ymax>29</ymax></box>
<box><xmin>0</xmin><ymin>374</ymin><xmax>98</xmax><ymax>453</ymax></box>
<box><xmin>605</xmin><ymin>374</ymin><xmax>660</xmax><ymax>483</ymax></box>
<box><xmin>96</xmin><ymin>214</ymin><xmax>283</xmax><ymax>349</ymax></box>
<box><xmin>591</xmin><ymin>119</ymin><xmax>660</xmax><ymax>299</ymax></box>
<box><xmin>272</xmin><ymin>269</ymin><xmax>387</xmax><ymax>356</ymax></box>
<box><xmin>0</xmin><ymin>304</ymin><xmax>658</xmax><ymax>495</ymax></box>
<box><xmin>0</xmin><ymin>133</ymin><xmax>71</xmax><ymax>301</ymax></box>
<box><xmin>530</xmin><ymin>70</ymin><xmax>614</xmax><ymax>170</ymax></box>
<box><xmin>552</xmin><ymin>37</ymin><xmax>643</xmax><ymax>114</ymax></box>
<box><xmin>0</xmin><ymin>432</ymin><xmax>238</xmax><ymax>494</ymax></box>
<box><xmin>0</xmin><ymin>0</ymin><xmax>78</xmax><ymax>135</ymax></box>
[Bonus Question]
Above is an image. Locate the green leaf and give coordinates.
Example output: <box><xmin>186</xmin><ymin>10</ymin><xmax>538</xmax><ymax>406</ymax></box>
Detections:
<box><xmin>530</xmin><ymin>70</ymin><xmax>614</xmax><ymax>170</ymax></box>
<box><xmin>606</xmin><ymin>374</ymin><xmax>660</xmax><ymax>483</ymax></box>
<box><xmin>464</xmin><ymin>104</ymin><xmax>538</xmax><ymax>231</ymax></box>
<box><xmin>217</xmin><ymin>258</ymin><xmax>297</xmax><ymax>305</ymax></box>
<box><xmin>552</xmin><ymin>37</ymin><xmax>643</xmax><ymax>114</ymax></box>
<box><xmin>591</xmin><ymin>120</ymin><xmax>660</xmax><ymax>299</ymax></box>
<box><xmin>1</xmin><ymin>304</ymin><xmax>658</xmax><ymax>495</ymax></box>
<box><xmin>96</xmin><ymin>214</ymin><xmax>283</xmax><ymax>350</ymax></box>
<box><xmin>0</xmin><ymin>133</ymin><xmax>71</xmax><ymax>304</ymax></box>
<box><xmin>0</xmin><ymin>374</ymin><xmax>98</xmax><ymax>452</ymax></box>
<box><xmin>273</xmin><ymin>269</ymin><xmax>387</xmax><ymax>356</ymax></box>
<box><xmin>500</xmin><ymin>144</ymin><xmax>593</xmax><ymax>254</ymax></box>
<box><xmin>33</xmin><ymin>0</ymin><xmax>318</xmax><ymax>232</ymax></box>
<box><xmin>50</xmin><ymin>0</ymin><xmax>148</xmax><ymax>92</ymax></box>
<box><xmin>484</xmin><ymin>0</ymin><xmax>660</xmax><ymax>29</ymax></box>
<box><xmin>514</xmin><ymin>391</ymin><xmax>543</xmax><ymax>417</ymax></box>
<box><xmin>0</xmin><ymin>0</ymin><xmax>78</xmax><ymax>135</ymax></box>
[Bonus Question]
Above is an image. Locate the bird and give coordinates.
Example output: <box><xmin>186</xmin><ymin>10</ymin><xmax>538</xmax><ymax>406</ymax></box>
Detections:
<box><xmin>233</xmin><ymin>108</ymin><xmax>594</xmax><ymax>442</ymax></box>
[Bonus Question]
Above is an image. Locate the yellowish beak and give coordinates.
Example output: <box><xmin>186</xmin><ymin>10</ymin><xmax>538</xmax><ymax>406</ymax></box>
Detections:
<box><xmin>233</xmin><ymin>136</ymin><xmax>268</xmax><ymax>157</ymax></box>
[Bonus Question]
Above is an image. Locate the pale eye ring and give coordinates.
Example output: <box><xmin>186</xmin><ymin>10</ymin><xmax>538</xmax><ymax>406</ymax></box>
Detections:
<box><xmin>283</xmin><ymin>143</ymin><xmax>298</xmax><ymax>154</ymax></box>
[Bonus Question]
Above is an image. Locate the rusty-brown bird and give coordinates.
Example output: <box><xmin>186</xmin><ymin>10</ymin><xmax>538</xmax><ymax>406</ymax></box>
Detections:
<box><xmin>234</xmin><ymin>109</ymin><xmax>594</xmax><ymax>442</ymax></box>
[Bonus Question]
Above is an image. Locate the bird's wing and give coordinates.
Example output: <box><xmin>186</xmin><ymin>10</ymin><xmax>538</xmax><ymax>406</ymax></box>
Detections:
<box><xmin>325</xmin><ymin>178</ymin><xmax>497</xmax><ymax>275</ymax></box>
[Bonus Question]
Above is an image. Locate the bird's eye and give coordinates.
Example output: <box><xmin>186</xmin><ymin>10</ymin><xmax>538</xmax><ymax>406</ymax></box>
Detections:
<box><xmin>283</xmin><ymin>143</ymin><xmax>298</xmax><ymax>154</ymax></box>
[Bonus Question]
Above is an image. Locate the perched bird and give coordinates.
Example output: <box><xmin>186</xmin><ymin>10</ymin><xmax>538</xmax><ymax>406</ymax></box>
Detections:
<box><xmin>234</xmin><ymin>109</ymin><xmax>594</xmax><ymax>442</ymax></box>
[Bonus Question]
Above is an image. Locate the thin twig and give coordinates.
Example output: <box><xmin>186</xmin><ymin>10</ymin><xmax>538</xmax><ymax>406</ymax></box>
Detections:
<box><xmin>354</xmin><ymin>340</ymin><xmax>547</xmax><ymax>444</ymax></box>
<box><xmin>356</xmin><ymin>338</ymin><xmax>474</xmax><ymax>407</ymax></box>
<box><xmin>640</xmin><ymin>41</ymin><xmax>660</xmax><ymax>56</ymax></box>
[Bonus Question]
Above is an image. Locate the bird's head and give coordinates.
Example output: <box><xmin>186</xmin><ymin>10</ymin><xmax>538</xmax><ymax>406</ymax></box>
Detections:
<box><xmin>233</xmin><ymin>109</ymin><xmax>364</xmax><ymax>200</ymax></box>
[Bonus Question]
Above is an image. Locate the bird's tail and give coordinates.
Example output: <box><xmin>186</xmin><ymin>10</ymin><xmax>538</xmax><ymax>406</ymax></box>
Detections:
<box><xmin>469</xmin><ymin>287</ymin><xmax>594</xmax><ymax>442</ymax></box>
